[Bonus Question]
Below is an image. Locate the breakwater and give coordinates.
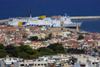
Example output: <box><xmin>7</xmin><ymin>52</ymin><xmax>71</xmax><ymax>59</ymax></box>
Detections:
<box><xmin>70</xmin><ymin>16</ymin><xmax>100</xmax><ymax>20</ymax></box>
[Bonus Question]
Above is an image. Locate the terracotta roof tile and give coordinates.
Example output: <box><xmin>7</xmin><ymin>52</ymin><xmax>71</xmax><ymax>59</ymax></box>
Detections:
<box><xmin>54</xmin><ymin>37</ymin><xmax>58</xmax><ymax>39</ymax></box>
<box><xmin>71</xmin><ymin>44</ymin><xmax>81</xmax><ymax>47</ymax></box>
<box><xmin>33</xmin><ymin>41</ymin><xmax>38</xmax><ymax>43</ymax></box>
<box><xmin>30</xmin><ymin>27</ymin><xmax>40</xmax><ymax>29</ymax></box>
<box><xmin>16</xmin><ymin>41</ymin><xmax>24</xmax><ymax>44</ymax></box>
<box><xmin>7</xmin><ymin>28</ymin><xmax>17</xmax><ymax>30</ymax></box>
<box><xmin>84</xmin><ymin>36</ymin><xmax>90</xmax><ymax>39</ymax></box>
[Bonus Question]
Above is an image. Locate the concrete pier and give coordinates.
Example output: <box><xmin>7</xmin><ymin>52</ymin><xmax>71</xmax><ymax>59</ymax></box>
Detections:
<box><xmin>70</xmin><ymin>16</ymin><xmax>100</xmax><ymax>20</ymax></box>
<box><xmin>0</xmin><ymin>19</ymin><xmax>9</xmax><ymax>25</ymax></box>
<box><xmin>0</xmin><ymin>19</ymin><xmax>9</xmax><ymax>22</ymax></box>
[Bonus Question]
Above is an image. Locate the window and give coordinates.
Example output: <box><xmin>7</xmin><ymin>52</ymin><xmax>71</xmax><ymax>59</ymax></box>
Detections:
<box><xmin>35</xmin><ymin>64</ymin><xmax>36</xmax><ymax>66</ymax></box>
<box><xmin>38</xmin><ymin>64</ymin><xmax>40</xmax><ymax>66</ymax></box>
<box><xmin>41</xmin><ymin>64</ymin><xmax>43</xmax><ymax>66</ymax></box>
<box><xmin>25</xmin><ymin>64</ymin><xmax>27</xmax><ymax>66</ymax></box>
<box><xmin>29</xmin><ymin>64</ymin><xmax>33</xmax><ymax>66</ymax></box>
<box><xmin>44</xmin><ymin>64</ymin><xmax>47</xmax><ymax>66</ymax></box>
<box><xmin>20</xmin><ymin>64</ymin><xmax>24</xmax><ymax>66</ymax></box>
<box><xmin>12</xmin><ymin>62</ymin><xmax>14</xmax><ymax>64</ymax></box>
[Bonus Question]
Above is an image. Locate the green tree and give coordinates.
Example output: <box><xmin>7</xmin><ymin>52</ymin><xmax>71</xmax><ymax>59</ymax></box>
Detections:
<box><xmin>23</xmin><ymin>35</ymin><xmax>27</xmax><ymax>38</ymax></box>
<box><xmin>30</xmin><ymin>52</ymin><xmax>41</xmax><ymax>59</ymax></box>
<box><xmin>55</xmin><ymin>45</ymin><xmax>65</xmax><ymax>53</ymax></box>
<box><xmin>38</xmin><ymin>47</ymin><xmax>53</xmax><ymax>54</ymax></box>
<box><xmin>19</xmin><ymin>45</ymin><xmax>32</xmax><ymax>53</ymax></box>
<box><xmin>29</xmin><ymin>36</ymin><xmax>38</xmax><ymax>41</ymax></box>
<box><xmin>48</xmin><ymin>33</ymin><xmax>52</xmax><ymax>39</ymax></box>
<box><xmin>26</xmin><ymin>49</ymin><xmax>38</xmax><ymax>55</ymax></box>
<box><xmin>77</xmin><ymin>35</ymin><xmax>84</xmax><ymax>40</ymax></box>
<box><xmin>5</xmin><ymin>45</ymin><xmax>16</xmax><ymax>56</ymax></box>
<box><xmin>93</xmin><ymin>48</ymin><xmax>98</xmax><ymax>52</ymax></box>
<box><xmin>47</xmin><ymin>43</ymin><xmax>61</xmax><ymax>50</ymax></box>
<box><xmin>66</xmin><ymin>48</ymin><xmax>85</xmax><ymax>54</ymax></box>
<box><xmin>18</xmin><ymin>52</ymin><xmax>30</xmax><ymax>59</ymax></box>
<box><xmin>0</xmin><ymin>43</ymin><xmax>5</xmax><ymax>49</ymax></box>
<box><xmin>0</xmin><ymin>49</ymin><xmax>7</xmax><ymax>58</ymax></box>
<box><xmin>0</xmin><ymin>42</ymin><xmax>85</xmax><ymax>59</ymax></box>
<box><xmin>47</xmin><ymin>43</ymin><xmax>65</xmax><ymax>53</ymax></box>
<box><xmin>70</xmin><ymin>31</ymin><xmax>73</xmax><ymax>33</ymax></box>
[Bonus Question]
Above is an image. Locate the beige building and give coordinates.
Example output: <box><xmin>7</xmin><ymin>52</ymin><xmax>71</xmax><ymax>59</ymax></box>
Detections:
<box><xmin>14</xmin><ymin>60</ymin><xmax>53</xmax><ymax>67</ymax></box>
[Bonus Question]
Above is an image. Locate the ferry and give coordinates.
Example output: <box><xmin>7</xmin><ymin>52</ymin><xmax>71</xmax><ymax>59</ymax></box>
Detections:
<box><xmin>8</xmin><ymin>14</ymin><xmax>82</xmax><ymax>28</ymax></box>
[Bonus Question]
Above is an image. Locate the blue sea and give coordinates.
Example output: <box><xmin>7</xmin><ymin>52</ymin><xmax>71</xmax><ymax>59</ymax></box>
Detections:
<box><xmin>0</xmin><ymin>0</ymin><xmax>100</xmax><ymax>32</ymax></box>
<box><xmin>72</xmin><ymin>20</ymin><xmax>100</xmax><ymax>33</ymax></box>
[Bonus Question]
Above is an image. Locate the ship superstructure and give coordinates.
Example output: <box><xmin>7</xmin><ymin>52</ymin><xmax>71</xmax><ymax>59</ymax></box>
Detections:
<box><xmin>8</xmin><ymin>15</ymin><xmax>82</xmax><ymax>28</ymax></box>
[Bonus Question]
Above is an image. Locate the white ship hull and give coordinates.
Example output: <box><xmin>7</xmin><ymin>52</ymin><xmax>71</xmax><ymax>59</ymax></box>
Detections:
<box><xmin>8</xmin><ymin>15</ymin><xmax>82</xmax><ymax>28</ymax></box>
<box><xmin>64</xmin><ymin>22</ymin><xmax>82</xmax><ymax>28</ymax></box>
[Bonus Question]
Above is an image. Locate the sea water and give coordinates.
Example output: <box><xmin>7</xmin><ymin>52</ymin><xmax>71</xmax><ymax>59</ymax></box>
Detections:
<box><xmin>0</xmin><ymin>0</ymin><xmax>100</xmax><ymax>32</ymax></box>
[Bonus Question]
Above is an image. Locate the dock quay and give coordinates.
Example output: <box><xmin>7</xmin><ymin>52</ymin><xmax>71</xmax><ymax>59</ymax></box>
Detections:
<box><xmin>0</xmin><ymin>19</ymin><xmax>9</xmax><ymax>24</ymax></box>
<box><xmin>0</xmin><ymin>16</ymin><xmax>100</xmax><ymax>23</ymax></box>
<box><xmin>0</xmin><ymin>19</ymin><xmax>9</xmax><ymax>22</ymax></box>
<box><xmin>70</xmin><ymin>16</ymin><xmax>100</xmax><ymax>20</ymax></box>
